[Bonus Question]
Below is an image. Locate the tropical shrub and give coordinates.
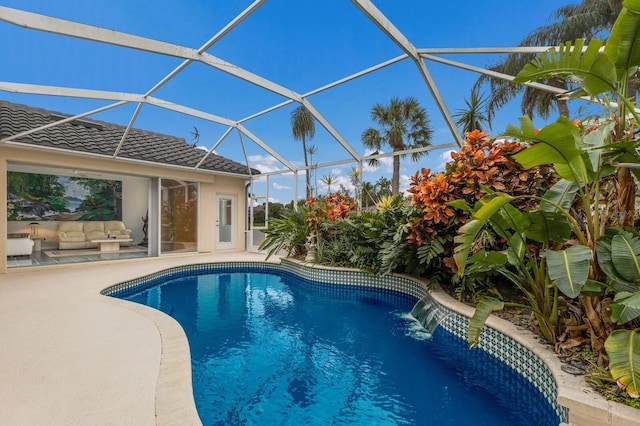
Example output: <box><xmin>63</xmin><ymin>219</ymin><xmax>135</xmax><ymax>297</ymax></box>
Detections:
<box><xmin>259</xmin><ymin>208</ymin><xmax>310</xmax><ymax>259</ymax></box>
<box><xmin>454</xmin><ymin>0</ymin><xmax>640</xmax><ymax>398</ymax></box>
<box><xmin>403</xmin><ymin>129</ymin><xmax>555</xmax><ymax>292</ymax></box>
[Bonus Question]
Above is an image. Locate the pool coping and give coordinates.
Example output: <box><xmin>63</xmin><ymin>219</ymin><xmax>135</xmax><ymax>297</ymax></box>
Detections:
<box><xmin>103</xmin><ymin>258</ymin><xmax>640</xmax><ymax>426</ymax></box>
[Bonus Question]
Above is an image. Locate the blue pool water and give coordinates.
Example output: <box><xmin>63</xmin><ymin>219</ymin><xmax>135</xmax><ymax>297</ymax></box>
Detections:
<box><xmin>122</xmin><ymin>269</ymin><xmax>560</xmax><ymax>425</ymax></box>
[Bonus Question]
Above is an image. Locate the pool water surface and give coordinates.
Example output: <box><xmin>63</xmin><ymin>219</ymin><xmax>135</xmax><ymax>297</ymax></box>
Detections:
<box><xmin>123</xmin><ymin>270</ymin><xmax>560</xmax><ymax>425</ymax></box>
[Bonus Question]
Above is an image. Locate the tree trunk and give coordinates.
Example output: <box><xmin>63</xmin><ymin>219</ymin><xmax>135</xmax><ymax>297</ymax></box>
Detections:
<box><xmin>302</xmin><ymin>136</ymin><xmax>310</xmax><ymax>199</ymax></box>
<box><xmin>392</xmin><ymin>153</ymin><xmax>400</xmax><ymax>195</ymax></box>
<box><xmin>617</xmin><ymin>166</ymin><xmax>636</xmax><ymax>227</ymax></box>
<box><xmin>556</xmin><ymin>98</ymin><xmax>570</xmax><ymax>118</ymax></box>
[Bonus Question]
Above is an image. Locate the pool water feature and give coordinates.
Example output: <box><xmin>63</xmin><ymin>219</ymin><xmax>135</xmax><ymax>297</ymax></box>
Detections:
<box><xmin>410</xmin><ymin>295</ymin><xmax>449</xmax><ymax>335</ymax></box>
<box><xmin>120</xmin><ymin>269</ymin><xmax>560</xmax><ymax>425</ymax></box>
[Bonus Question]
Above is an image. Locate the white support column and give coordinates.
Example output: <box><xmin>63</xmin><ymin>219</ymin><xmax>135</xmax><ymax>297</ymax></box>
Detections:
<box><xmin>293</xmin><ymin>171</ymin><xmax>299</xmax><ymax>211</ymax></box>
<box><xmin>0</xmin><ymin>158</ymin><xmax>7</xmax><ymax>273</ymax></box>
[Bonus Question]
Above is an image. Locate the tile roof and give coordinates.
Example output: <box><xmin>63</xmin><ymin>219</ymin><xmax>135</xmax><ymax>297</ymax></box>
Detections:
<box><xmin>0</xmin><ymin>101</ymin><xmax>259</xmax><ymax>176</ymax></box>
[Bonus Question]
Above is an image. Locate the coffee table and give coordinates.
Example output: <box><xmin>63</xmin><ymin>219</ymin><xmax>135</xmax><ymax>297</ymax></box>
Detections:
<box><xmin>91</xmin><ymin>239</ymin><xmax>133</xmax><ymax>253</ymax></box>
<box><xmin>31</xmin><ymin>236</ymin><xmax>45</xmax><ymax>252</ymax></box>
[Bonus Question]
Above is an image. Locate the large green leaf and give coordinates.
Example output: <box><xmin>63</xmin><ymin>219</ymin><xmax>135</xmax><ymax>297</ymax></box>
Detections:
<box><xmin>605</xmin><ymin>328</ymin><xmax>640</xmax><ymax>398</ymax></box>
<box><xmin>488</xmin><ymin>203</ymin><xmax>530</xmax><ymax>264</ymax></box>
<box><xmin>611</xmin><ymin>231</ymin><xmax>640</xmax><ymax>283</ymax></box>
<box><xmin>597</xmin><ymin>233</ymin><xmax>625</xmax><ymax>282</ymax></box>
<box><xmin>453</xmin><ymin>194</ymin><xmax>514</xmax><ymax>275</ymax></box>
<box><xmin>465</xmin><ymin>250</ymin><xmax>509</xmax><ymax>274</ymax></box>
<box><xmin>597</xmin><ymin>235</ymin><xmax>638</xmax><ymax>292</ymax></box>
<box><xmin>515</xmin><ymin>38</ymin><xmax>617</xmax><ymax>97</ymax></box>
<box><xmin>447</xmin><ymin>199</ymin><xmax>471</xmax><ymax>212</ymax></box>
<box><xmin>583</xmin><ymin>120</ymin><xmax>616</xmax><ymax>174</ymax></box>
<box><xmin>604</xmin><ymin>0</ymin><xmax>640</xmax><ymax>81</ymax></box>
<box><xmin>582</xmin><ymin>279</ymin><xmax>607</xmax><ymax>296</ymax></box>
<box><xmin>610</xmin><ymin>291</ymin><xmax>640</xmax><ymax>324</ymax></box>
<box><xmin>544</xmin><ymin>245</ymin><xmax>593</xmax><ymax>298</ymax></box>
<box><xmin>527</xmin><ymin>210</ymin><xmax>572</xmax><ymax>243</ymax></box>
<box><xmin>539</xmin><ymin>179</ymin><xmax>579</xmax><ymax>213</ymax></box>
<box><xmin>467</xmin><ymin>297</ymin><xmax>504</xmax><ymax>348</ymax></box>
<box><xmin>507</xmin><ymin>116</ymin><xmax>583</xmax><ymax>169</ymax></box>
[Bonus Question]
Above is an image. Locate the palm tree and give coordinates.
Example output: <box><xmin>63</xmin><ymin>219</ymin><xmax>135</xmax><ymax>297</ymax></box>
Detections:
<box><xmin>475</xmin><ymin>0</ymin><xmax>623</xmax><ymax>121</ymax></box>
<box><xmin>362</xmin><ymin>97</ymin><xmax>433</xmax><ymax>195</ymax></box>
<box><xmin>321</xmin><ymin>174</ymin><xmax>336</xmax><ymax>194</ymax></box>
<box><xmin>307</xmin><ymin>144</ymin><xmax>318</xmax><ymax>196</ymax></box>
<box><xmin>291</xmin><ymin>105</ymin><xmax>316</xmax><ymax>199</ymax></box>
<box><xmin>453</xmin><ymin>87</ymin><xmax>491</xmax><ymax>134</ymax></box>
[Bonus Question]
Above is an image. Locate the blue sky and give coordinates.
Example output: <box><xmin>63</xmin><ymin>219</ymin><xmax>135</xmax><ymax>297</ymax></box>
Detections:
<box><xmin>0</xmin><ymin>0</ymin><xmax>582</xmax><ymax>203</ymax></box>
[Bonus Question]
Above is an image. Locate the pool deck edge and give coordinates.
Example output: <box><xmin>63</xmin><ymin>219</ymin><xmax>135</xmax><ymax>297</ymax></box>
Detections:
<box><xmin>2</xmin><ymin>253</ymin><xmax>638</xmax><ymax>425</ymax></box>
<box><xmin>428</xmin><ymin>284</ymin><xmax>640</xmax><ymax>426</ymax></box>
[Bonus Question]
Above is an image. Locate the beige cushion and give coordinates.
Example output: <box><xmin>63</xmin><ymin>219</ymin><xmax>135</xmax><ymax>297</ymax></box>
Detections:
<box><xmin>58</xmin><ymin>232</ymin><xmax>86</xmax><ymax>242</ymax></box>
<box><xmin>104</xmin><ymin>221</ymin><xmax>131</xmax><ymax>235</ymax></box>
<box><xmin>86</xmin><ymin>231</ymin><xmax>107</xmax><ymax>240</ymax></box>
<box><xmin>83</xmin><ymin>222</ymin><xmax>105</xmax><ymax>233</ymax></box>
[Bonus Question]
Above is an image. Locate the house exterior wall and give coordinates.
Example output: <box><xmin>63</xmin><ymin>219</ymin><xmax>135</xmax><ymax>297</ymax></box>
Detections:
<box><xmin>1</xmin><ymin>145</ymin><xmax>250</xmax><ymax>273</ymax></box>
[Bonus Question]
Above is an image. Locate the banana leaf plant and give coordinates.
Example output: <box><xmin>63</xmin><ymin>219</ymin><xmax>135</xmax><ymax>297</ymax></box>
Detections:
<box><xmin>596</xmin><ymin>226</ymin><xmax>640</xmax><ymax>396</ymax></box>
<box><xmin>451</xmin><ymin>188</ymin><xmax>584</xmax><ymax>347</ymax></box>
<box><xmin>454</xmin><ymin>0</ymin><xmax>640</xmax><ymax>397</ymax></box>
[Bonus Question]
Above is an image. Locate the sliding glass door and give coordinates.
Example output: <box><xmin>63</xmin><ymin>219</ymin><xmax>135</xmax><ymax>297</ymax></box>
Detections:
<box><xmin>160</xmin><ymin>179</ymin><xmax>198</xmax><ymax>254</ymax></box>
<box><xmin>216</xmin><ymin>195</ymin><xmax>235</xmax><ymax>250</ymax></box>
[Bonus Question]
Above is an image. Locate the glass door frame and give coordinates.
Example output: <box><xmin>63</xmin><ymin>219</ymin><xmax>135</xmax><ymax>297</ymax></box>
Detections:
<box><xmin>216</xmin><ymin>194</ymin><xmax>236</xmax><ymax>250</ymax></box>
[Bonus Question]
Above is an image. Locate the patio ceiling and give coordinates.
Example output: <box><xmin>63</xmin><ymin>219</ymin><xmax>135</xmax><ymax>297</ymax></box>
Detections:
<box><xmin>0</xmin><ymin>1</ymin><xmax>575</xmax><ymax>200</ymax></box>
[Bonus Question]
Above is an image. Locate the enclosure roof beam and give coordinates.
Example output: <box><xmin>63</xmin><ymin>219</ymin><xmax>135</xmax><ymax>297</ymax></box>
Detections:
<box><xmin>417</xmin><ymin>46</ymin><xmax>559</xmax><ymax>54</ymax></box>
<box><xmin>143</xmin><ymin>0</ymin><xmax>266</xmax><ymax>98</ymax></box>
<box><xmin>113</xmin><ymin>103</ymin><xmax>144</xmax><ymax>158</ymax></box>
<box><xmin>237</xmin><ymin>54</ymin><xmax>408</xmax><ymax>124</ymax></box>
<box><xmin>419</xmin><ymin>54</ymin><xmax>568</xmax><ymax>95</ymax></box>
<box><xmin>351</xmin><ymin>0</ymin><xmax>464</xmax><ymax>147</ymax></box>
<box><xmin>236</xmin><ymin>124</ymin><xmax>297</xmax><ymax>172</ymax></box>
<box><xmin>0</xmin><ymin>6</ymin><xmax>300</xmax><ymax>102</ymax></box>
<box><xmin>300</xmin><ymin>99</ymin><xmax>361</xmax><ymax>161</ymax></box>
<box><xmin>195</xmin><ymin>126</ymin><xmax>235</xmax><ymax>170</ymax></box>
<box><xmin>0</xmin><ymin>101</ymin><xmax>128</xmax><ymax>143</ymax></box>
<box><xmin>0</xmin><ymin>81</ymin><xmax>146</xmax><ymax>102</ymax></box>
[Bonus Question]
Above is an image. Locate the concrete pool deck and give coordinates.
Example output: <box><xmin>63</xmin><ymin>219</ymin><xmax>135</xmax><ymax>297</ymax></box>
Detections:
<box><xmin>0</xmin><ymin>252</ymin><xmax>271</xmax><ymax>425</ymax></box>
<box><xmin>1</xmin><ymin>252</ymin><xmax>639</xmax><ymax>425</ymax></box>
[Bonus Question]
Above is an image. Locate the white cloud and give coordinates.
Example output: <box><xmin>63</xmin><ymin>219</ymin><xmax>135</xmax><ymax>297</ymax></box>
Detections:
<box><xmin>400</xmin><ymin>174</ymin><xmax>413</xmax><ymax>196</ymax></box>
<box><xmin>436</xmin><ymin>149</ymin><xmax>456</xmax><ymax>171</ymax></box>
<box><xmin>247</xmin><ymin>154</ymin><xmax>295</xmax><ymax>181</ymax></box>
<box><xmin>273</xmin><ymin>182</ymin><xmax>291</xmax><ymax>190</ymax></box>
<box><xmin>362</xmin><ymin>149</ymin><xmax>394</xmax><ymax>173</ymax></box>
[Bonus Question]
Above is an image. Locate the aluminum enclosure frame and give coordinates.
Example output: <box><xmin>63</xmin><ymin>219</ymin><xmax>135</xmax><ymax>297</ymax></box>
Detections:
<box><xmin>0</xmin><ymin>1</ymin><xmax>584</xmax><ymax>203</ymax></box>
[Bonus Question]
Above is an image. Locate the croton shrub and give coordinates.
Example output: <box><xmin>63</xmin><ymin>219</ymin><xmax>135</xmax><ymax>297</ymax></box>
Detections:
<box><xmin>404</xmin><ymin>130</ymin><xmax>556</xmax><ymax>289</ymax></box>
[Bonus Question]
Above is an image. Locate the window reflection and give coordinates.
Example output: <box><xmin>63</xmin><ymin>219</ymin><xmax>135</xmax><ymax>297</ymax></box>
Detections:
<box><xmin>161</xmin><ymin>179</ymin><xmax>198</xmax><ymax>253</ymax></box>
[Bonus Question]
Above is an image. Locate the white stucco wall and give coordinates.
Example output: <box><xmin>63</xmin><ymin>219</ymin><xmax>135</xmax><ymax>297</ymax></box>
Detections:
<box><xmin>2</xmin><ymin>146</ymin><xmax>250</xmax><ymax>272</ymax></box>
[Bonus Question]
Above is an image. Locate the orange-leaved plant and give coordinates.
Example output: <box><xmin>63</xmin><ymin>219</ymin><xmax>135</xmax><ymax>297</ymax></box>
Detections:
<box><xmin>404</xmin><ymin>130</ymin><xmax>555</xmax><ymax>285</ymax></box>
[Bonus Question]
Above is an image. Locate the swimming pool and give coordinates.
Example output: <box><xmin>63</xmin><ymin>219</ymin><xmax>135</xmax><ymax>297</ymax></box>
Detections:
<box><xmin>114</xmin><ymin>265</ymin><xmax>561</xmax><ymax>425</ymax></box>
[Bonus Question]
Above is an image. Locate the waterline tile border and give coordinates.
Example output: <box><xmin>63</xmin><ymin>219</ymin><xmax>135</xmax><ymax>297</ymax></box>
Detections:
<box><xmin>102</xmin><ymin>259</ymin><xmax>568</xmax><ymax>423</ymax></box>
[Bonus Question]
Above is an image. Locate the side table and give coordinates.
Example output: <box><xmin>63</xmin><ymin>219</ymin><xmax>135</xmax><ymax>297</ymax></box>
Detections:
<box><xmin>31</xmin><ymin>236</ymin><xmax>45</xmax><ymax>252</ymax></box>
